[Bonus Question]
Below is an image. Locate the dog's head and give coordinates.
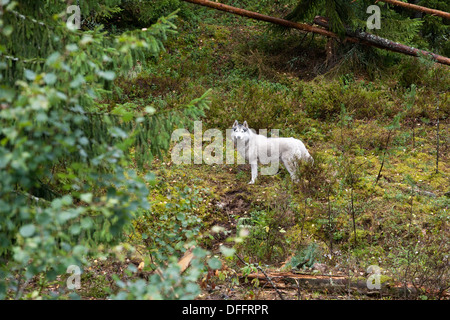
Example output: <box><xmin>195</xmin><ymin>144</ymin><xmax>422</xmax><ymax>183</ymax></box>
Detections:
<box><xmin>231</xmin><ymin>120</ymin><xmax>250</xmax><ymax>141</ymax></box>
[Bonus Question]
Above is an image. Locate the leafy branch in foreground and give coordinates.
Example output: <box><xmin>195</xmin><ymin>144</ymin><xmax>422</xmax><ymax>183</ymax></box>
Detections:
<box><xmin>0</xmin><ymin>1</ymin><xmax>213</xmax><ymax>300</ymax></box>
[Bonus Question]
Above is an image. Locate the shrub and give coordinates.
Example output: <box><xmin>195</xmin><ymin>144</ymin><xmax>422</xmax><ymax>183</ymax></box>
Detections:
<box><xmin>301</xmin><ymin>79</ymin><xmax>394</xmax><ymax>121</ymax></box>
<box><xmin>0</xmin><ymin>3</ymin><xmax>212</xmax><ymax>300</ymax></box>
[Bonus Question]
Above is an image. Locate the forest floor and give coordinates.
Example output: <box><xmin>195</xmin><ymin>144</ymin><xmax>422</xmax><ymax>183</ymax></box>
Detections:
<box><xmin>70</xmin><ymin>149</ymin><xmax>449</xmax><ymax>300</ymax></box>
<box><xmin>60</xmin><ymin>11</ymin><xmax>449</xmax><ymax>300</ymax></box>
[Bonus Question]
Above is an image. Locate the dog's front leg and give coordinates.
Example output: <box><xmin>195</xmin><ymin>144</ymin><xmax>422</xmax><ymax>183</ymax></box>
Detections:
<box><xmin>249</xmin><ymin>163</ymin><xmax>258</xmax><ymax>184</ymax></box>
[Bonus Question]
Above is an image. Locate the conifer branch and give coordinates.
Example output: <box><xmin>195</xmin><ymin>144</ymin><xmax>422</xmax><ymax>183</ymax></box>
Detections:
<box><xmin>9</xmin><ymin>9</ymin><xmax>49</xmax><ymax>27</ymax></box>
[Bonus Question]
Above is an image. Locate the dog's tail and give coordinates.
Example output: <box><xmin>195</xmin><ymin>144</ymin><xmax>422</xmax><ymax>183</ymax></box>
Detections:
<box><xmin>294</xmin><ymin>139</ymin><xmax>313</xmax><ymax>165</ymax></box>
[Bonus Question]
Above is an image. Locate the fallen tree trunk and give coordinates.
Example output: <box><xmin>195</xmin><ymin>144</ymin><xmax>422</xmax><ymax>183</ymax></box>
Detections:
<box><xmin>182</xmin><ymin>0</ymin><xmax>450</xmax><ymax>66</ymax></box>
<box><xmin>241</xmin><ymin>271</ymin><xmax>362</xmax><ymax>292</ymax></box>
<box><xmin>313</xmin><ymin>15</ymin><xmax>450</xmax><ymax>65</ymax></box>
<box><xmin>377</xmin><ymin>0</ymin><xmax>450</xmax><ymax>20</ymax></box>
<box><xmin>239</xmin><ymin>271</ymin><xmax>432</xmax><ymax>298</ymax></box>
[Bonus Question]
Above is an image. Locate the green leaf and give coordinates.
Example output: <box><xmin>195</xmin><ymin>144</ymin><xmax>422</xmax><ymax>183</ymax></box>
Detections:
<box><xmin>73</xmin><ymin>245</ymin><xmax>87</xmax><ymax>256</ymax></box>
<box><xmin>80</xmin><ymin>217</ymin><xmax>94</xmax><ymax>229</ymax></box>
<box><xmin>45</xmin><ymin>52</ymin><xmax>61</xmax><ymax>66</ymax></box>
<box><xmin>19</xmin><ymin>224</ymin><xmax>36</xmax><ymax>237</ymax></box>
<box><xmin>0</xmin><ymin>87</ymin><xmax>15</xmax><ymax>102</ymax></box>
<box><xmin>69</xmin><ymin>223</ymin><xmax>81</xmax><ymax>235</ymax></box>
<box><xmin>70</xmin><ymin>74</ymin><xmax>85</xmax><ymax>88</ymax></box>
<box><xmin>35</xmin><ymin>112</ymin><xmax>48</xmax><ymax>123</ymax></box>
<box><xmin>24</xmin><ymin>69</ymin><xmax>36</xmax><ymax>81</ymax></box>
<box><xmin>2</xmin><ymin>25</ymin><xmax>13</xmax><ymax>37</ymax></box>
<box><xmin>219</xmin><ymin>245</ymin><xmax>235</xmax><ymax>258</ymax></box>
<box><xmin>207</xmin><ymin>257</ymin><xmax>222</xmax><ymax>270</ymax></box>
<box><xmin>44</xmin><ymin>73</ymin><xmax>57</xmax><ymax>85</ymax></box>
<box><xmin>13</xmin><ymin>248</ymin><xmax>30</xmax><ymax>264</ymax></box>
<box><xmin>80</xmin><ymin>193</ymin><xmax>93</xmax><ymax>203</ymax></box>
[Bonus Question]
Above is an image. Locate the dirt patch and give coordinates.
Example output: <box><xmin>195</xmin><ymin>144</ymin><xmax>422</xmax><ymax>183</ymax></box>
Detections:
<box><xmin>205</xmin><ymin>187</ymin><xmax>253</xmax><ymax>251</ymax></box>
<box><xmin>220</xmin><ymin>188</ymin><xmax>252</xmax><ymax>216</ymax></box>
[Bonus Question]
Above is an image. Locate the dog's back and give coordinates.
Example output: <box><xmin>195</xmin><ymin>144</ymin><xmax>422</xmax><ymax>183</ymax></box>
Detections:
<box><xmin>231</xmin><ymin>120</ymin><xmax>313</xmax><ymax>183</ymax></box>
<box><xmin>278</xmin><ymin>137</ymin><xmax>313</xmax><ymax>163</ymax></box>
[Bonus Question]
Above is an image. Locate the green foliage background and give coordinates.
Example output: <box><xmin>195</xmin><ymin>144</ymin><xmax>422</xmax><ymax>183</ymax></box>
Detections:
<box><xmin>0</xmin><ymin>0</ymin><xmax>448</xmax><ymax>300</ymax></box>
<box><xmin>0</xmin><ymin>0</ymin><xmax>212</xmax><ymax>300</ymax></box>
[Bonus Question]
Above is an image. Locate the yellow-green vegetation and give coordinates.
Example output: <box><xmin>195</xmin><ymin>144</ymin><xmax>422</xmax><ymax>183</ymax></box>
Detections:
<box><xmin>112</xmin><ymin>15</ymin><xmax>449</xmax><ymax>299</ymax></box>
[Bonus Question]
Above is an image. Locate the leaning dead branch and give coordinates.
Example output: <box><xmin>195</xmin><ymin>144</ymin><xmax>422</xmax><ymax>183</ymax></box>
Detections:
<box><xmin>377</xmin><ymin>0</ymin><xmax>450</xmax><ymax>20</ymax></box>
<box><xmin>183</xmin><ymin>0</ymin><xmax>338</xmax><ymax>38</ymax></box>
<box><xmin>313</xmin><ymin>16</ymin><xmax>450</xmax><ymax>65</ymax></box>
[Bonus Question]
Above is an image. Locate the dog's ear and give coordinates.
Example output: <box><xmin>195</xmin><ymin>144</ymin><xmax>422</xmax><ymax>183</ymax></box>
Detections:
<box><xmin>233</xmin><ymin>120</ymin><xmax>238</xmax><ymax>128</ymax></box>
<box><xmin>243</xmin><ymin>121</ymin><xmax>248</xmax><ymax>129</ymax></box>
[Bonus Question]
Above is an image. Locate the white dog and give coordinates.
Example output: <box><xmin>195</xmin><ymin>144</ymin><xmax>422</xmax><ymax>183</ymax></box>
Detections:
<box><xmin>230</xmin><ymin>120</ymin><xmax>313</xmax><ymax>184</ymax></box>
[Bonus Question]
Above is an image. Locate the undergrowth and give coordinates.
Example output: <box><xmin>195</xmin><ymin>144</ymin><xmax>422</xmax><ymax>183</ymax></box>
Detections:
<box><xmin>97</xmin><ymin>14</ymin><xmax>449</xmax><ymax>300</ymax></box>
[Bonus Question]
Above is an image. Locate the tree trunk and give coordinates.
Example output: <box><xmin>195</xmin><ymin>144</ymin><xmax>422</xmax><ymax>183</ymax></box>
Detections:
<box><xmin>181</xmin><ymin>0</ymin><xmax>450</xmax><ymax>66</ymax></box>
<box><xmin>238</xmin><ymin>271</ymin><xmax>425</xmax><ymax>297</ymax></box>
